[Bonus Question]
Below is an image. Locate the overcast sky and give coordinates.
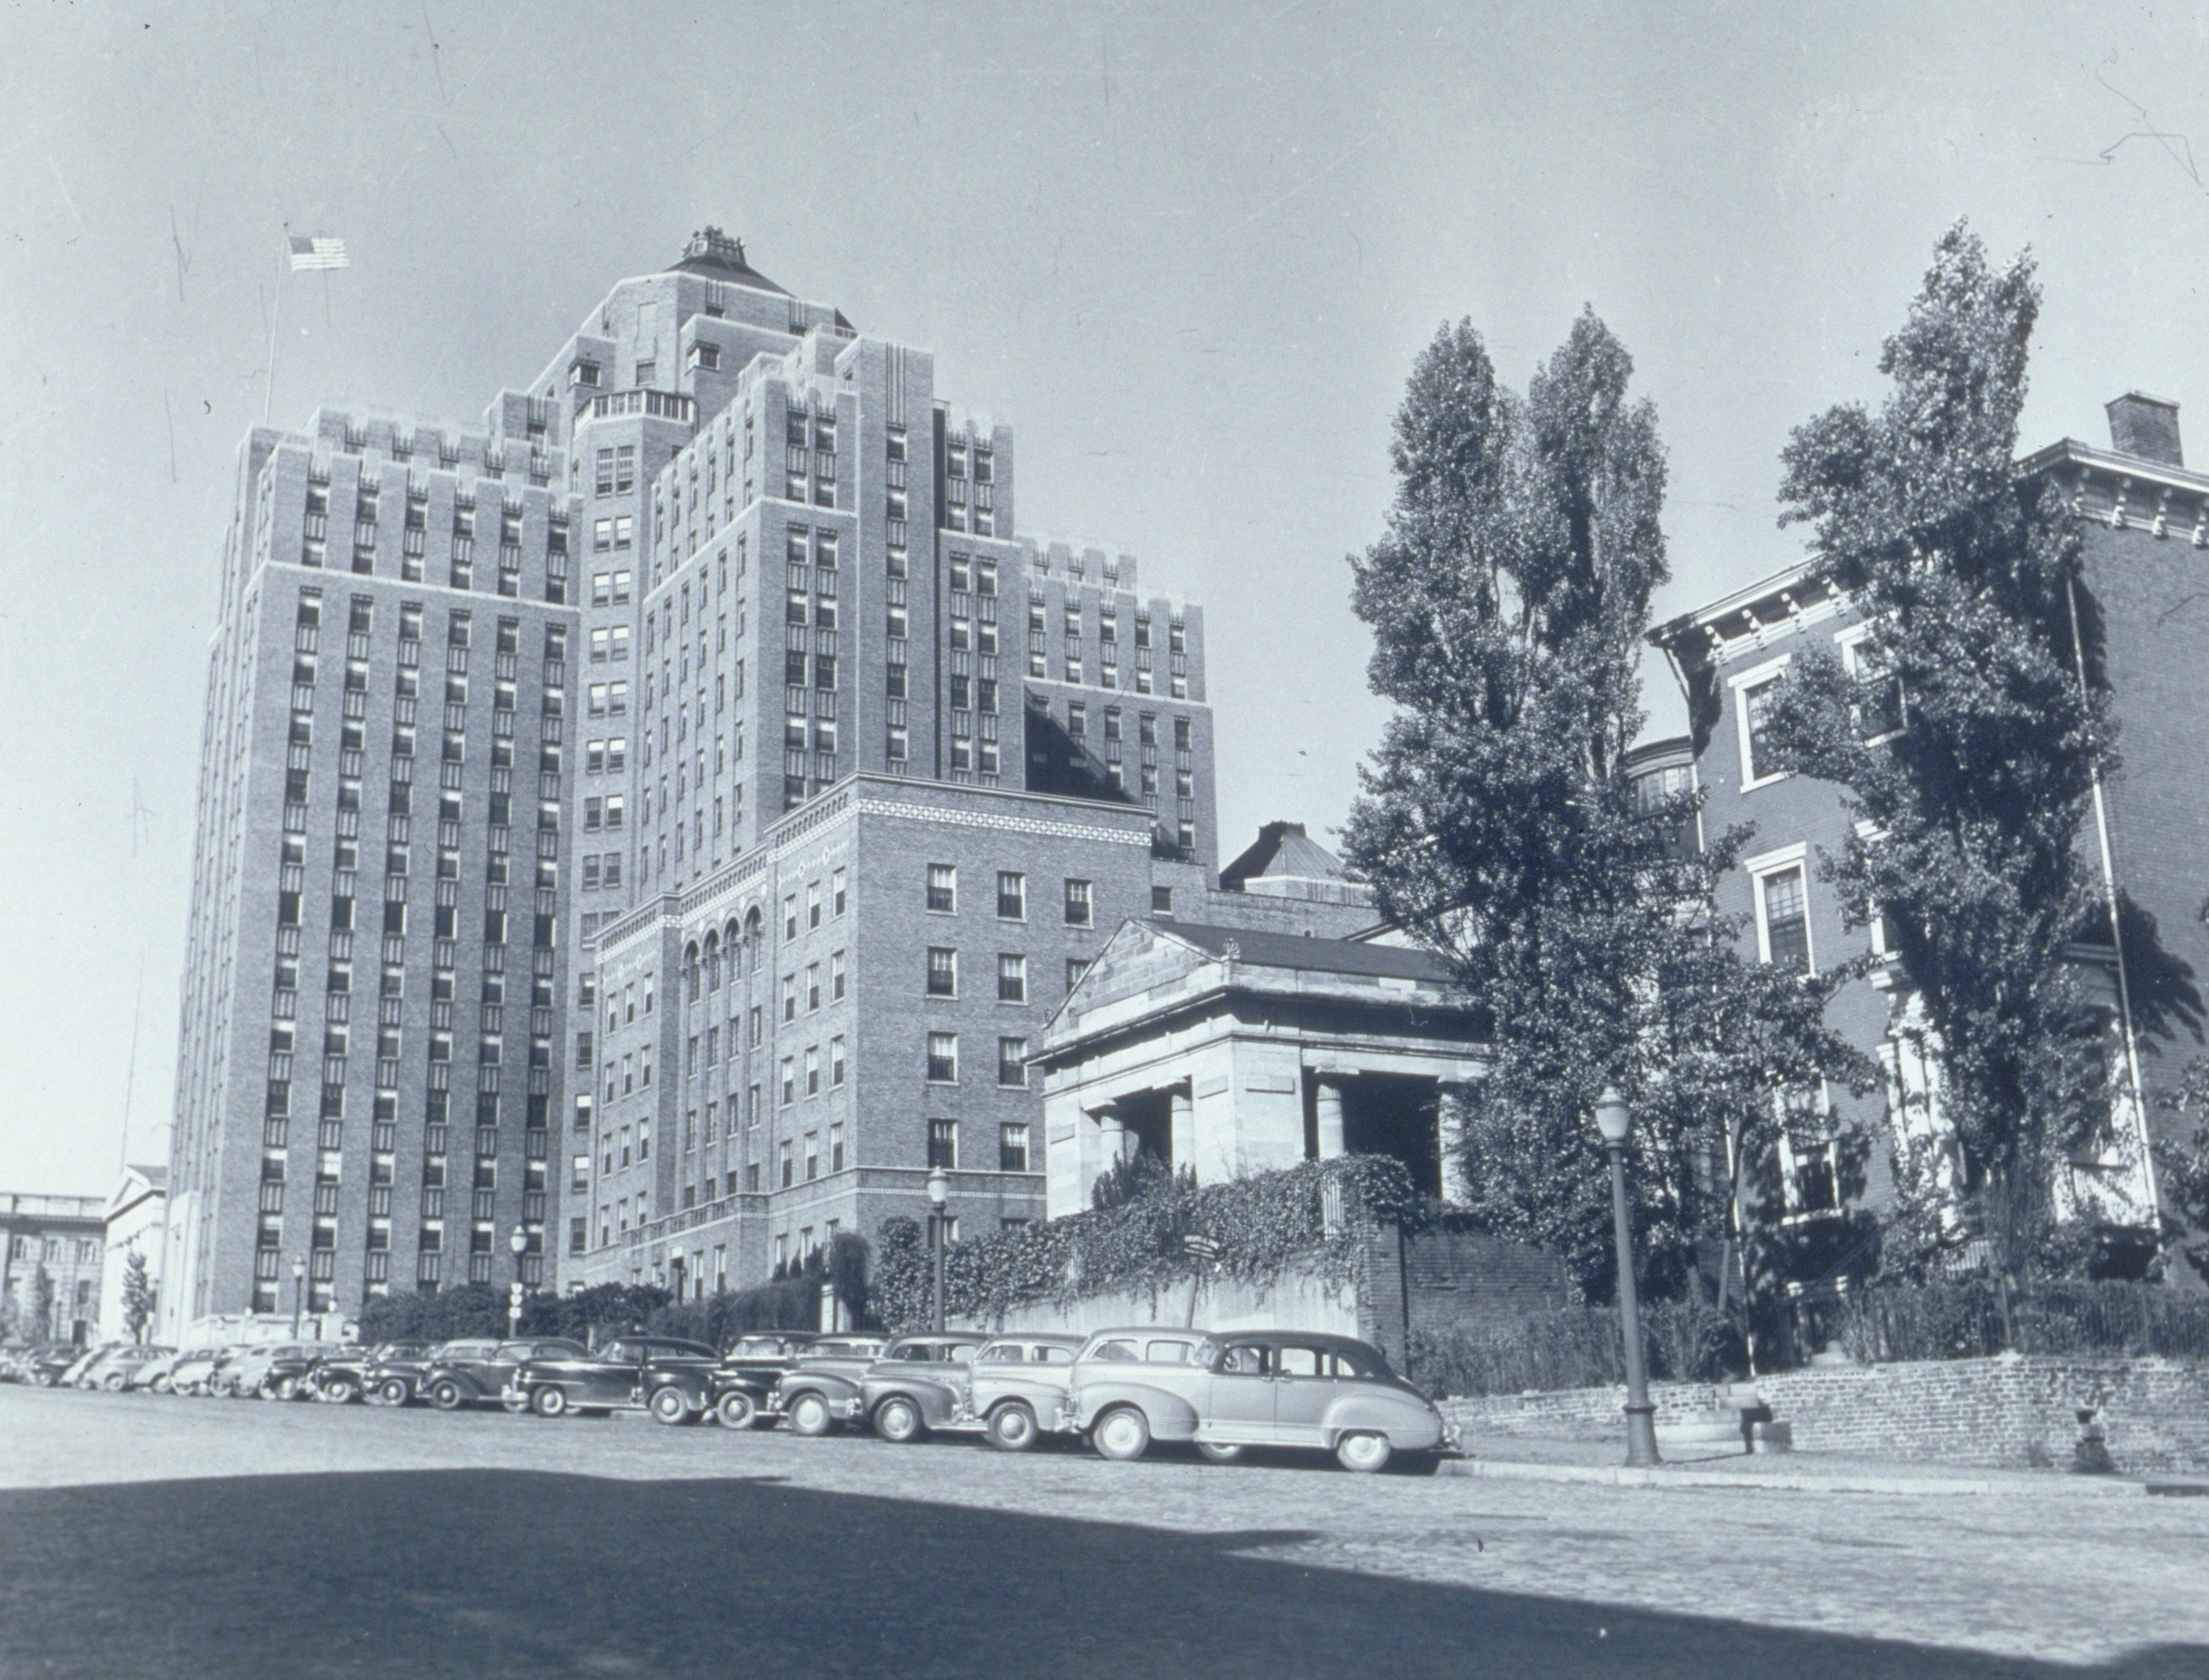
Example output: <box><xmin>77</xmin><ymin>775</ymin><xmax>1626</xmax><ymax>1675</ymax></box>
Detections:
<box><xmin>6</xmin><ymin>0</ymin><xmax>2208</xmax><ymax>1194</ymax></box>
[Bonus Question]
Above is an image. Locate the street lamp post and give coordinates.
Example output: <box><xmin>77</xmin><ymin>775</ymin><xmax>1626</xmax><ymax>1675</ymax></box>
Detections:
<box><xmin>289</xmin><ymin>1256</ymin><xmax>306</xmax><ymax>1337</ymax></box>
<box><xmin>507</xmin><ymin>1224</ymin><xmax>529</xmax><ymax>1337</ymax></box>
<box><xmin>1594</xmin><ymin>1086</ymin><xmax>1661</xmax><ymax>1467</ymax></box>
<box><xmin>927</xmin><ymin>1164</ymin><xmax>949</xmax><ymax>1335</ymax></box>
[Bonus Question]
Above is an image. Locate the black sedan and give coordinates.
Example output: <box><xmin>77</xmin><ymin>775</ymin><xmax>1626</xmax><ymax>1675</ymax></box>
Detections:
<box><xmin>505</xmin><ymin>1336</ymin><xmax>717</xmax><ymax>1418</ymax></box>
<box><xmin>421</xmin><ymin>1338</ymin><xmax>589</xmax><ymax>1411</ymax></box>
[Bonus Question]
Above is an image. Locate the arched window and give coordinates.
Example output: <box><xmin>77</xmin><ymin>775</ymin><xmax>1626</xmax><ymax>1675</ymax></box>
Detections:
<box><xmin>703</xmin><ymin>932</ymin><xmax>721</xmax><ymax>993</ymax></box>
<box><xmin>683</xmin><ymin>942</ymin><xmax>701</xmax><ymax>1003</ymax></box>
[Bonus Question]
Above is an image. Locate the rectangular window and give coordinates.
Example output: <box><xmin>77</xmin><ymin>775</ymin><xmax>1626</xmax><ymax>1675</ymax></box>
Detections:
<box><xmin>1063</xmin><ymin>879</ymin><xmax>1092</xmax><ymax>926</ymax></box>
<box><xmin>996</xmin><ymin>871</ymin><xmax>1025</xmax><ymax>920</ymax></box>
<box><xmin>926</xmin><ymin>1031</ymin><xmax>958</xmax><ymax>1084</ymax></box>
<box><xmin>1066</xmin><ymin>957</ymin><xmax>1090</xmax><ymax>994</ymax></box>
<box><xmin>926</xmin><ymin>864</ymin><xmax>956</xmax><ymax>914</ymax></box>
<box><xmin>999</xmin><ymin>1122</ymin><xmax>1030</xmax><ymax>1174</ymax></box>
<box><xmin>998</xmin><ymin>953</ymin><xmax>1026</xmax><ymax>1003</ymax></box>
<box><xmin>1733</xmin><ymin>660</ymin><xmax>1791</xmax><ymax>788</ymax></box>
<box><xmin>927</xmin><ymin>1118</ymin><xmax>958</xmax><ymax>1169</ymax></box>
<box><xmin>998</xmin><ymin>1036</ymin><xmax>1028</xmax><ymax>1087</ymax></box>
<box><xmin>927</xmin><ymin>947</ymin><xmax>958</xmax><ymax>998</ymax></box>
<box><xmin>830</xmin><ymin>1036</ymin><xmax>845</xmax><ymax>1087</ymax></box>
<box><xmin>1752</xmin><ymin>853</ymin><xmax>1814</xmax><ymax>975</ymax></box>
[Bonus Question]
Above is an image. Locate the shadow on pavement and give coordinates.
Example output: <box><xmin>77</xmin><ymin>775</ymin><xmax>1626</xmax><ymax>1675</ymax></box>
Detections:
<box><xmin>0</xmin><ymin>1469</ymin><xmax>2199</xmax><ymax>1679</ymax></box>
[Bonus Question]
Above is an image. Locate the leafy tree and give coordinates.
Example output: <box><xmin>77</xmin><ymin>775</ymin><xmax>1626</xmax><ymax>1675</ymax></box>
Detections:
<box><xmin>1344</xmin><ymin>312</ymin><xmax>1871</xmax><ymax>1302</ymax></box>
<box><xmin>27</xmin><ymin>1264</ymin><xmax>54</xmax><ymax>1340</ymax></box>
<box><xmin>1759</xmin><ymin>225</ymin><xmax>2118</xmax><ymax>1288</ymax></box>
<box><xmin>119</xmin><ymin>1250</ymin><xmax>155</xmax><ymax>1343</ymax></box>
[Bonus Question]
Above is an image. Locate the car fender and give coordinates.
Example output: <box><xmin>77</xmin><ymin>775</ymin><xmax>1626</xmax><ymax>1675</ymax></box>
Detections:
<box><xmin>866</xmin><ymin>1377</ymin><xmax>961</xmax><ymax>1427</ymax></box>
<box><xmin>1320</xmin><ymin>1392</ymin><xmax>1444</xmax><ymax>1451</ymax></box>
<box><xmin>781</xmin><ymin>1372</ymin><xmax>860</xmax><ymax>1405</ymax></box>
<box><xmin>1071</xmin><ymin>1379</ymin><xmax>1201</xmax><ymax>1440</ymax></box>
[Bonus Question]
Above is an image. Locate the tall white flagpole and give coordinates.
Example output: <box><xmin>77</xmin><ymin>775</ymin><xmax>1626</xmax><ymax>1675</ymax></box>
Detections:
<box><xmin>264</xmin><ymin>237</ymin><xmax>285</xmax><ymax>427</ymax></box>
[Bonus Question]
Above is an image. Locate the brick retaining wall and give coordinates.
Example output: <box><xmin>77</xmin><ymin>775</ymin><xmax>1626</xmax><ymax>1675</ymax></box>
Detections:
<box><xmin>1440</xmin><ymin>1354</ymin><xmax>2209</xmax><ymax>1473</ymax></box>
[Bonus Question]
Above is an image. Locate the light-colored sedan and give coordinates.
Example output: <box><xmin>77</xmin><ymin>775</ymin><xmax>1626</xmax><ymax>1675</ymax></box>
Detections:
<box><xmin>1066</xmin><ymin>1327</ymin><xmax>1452</xmax><ymax>1473</ymax></box>
<box><xmin>960</xmin><ymin>1333</ymin><xmax>1086</xmax><ymax>1451</ymax></box>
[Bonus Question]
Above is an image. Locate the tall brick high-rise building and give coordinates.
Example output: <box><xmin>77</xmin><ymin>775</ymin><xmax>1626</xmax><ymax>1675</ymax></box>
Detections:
<box><xmin>166</xmin><ymin>230</ymin><xmax>1345</xmax><ymax>1334</ymax></box>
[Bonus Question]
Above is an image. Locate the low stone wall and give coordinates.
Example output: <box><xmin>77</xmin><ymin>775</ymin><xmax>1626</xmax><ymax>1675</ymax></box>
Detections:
<box><xmin>1440</xmin><ymin>1353</ymin><xmax>2209</xmax><ymax>1474</ymax></box>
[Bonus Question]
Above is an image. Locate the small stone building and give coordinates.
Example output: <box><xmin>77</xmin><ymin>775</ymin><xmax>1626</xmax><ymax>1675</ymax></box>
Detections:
<box><xmin>1037</xmin><ymin>919</ymin><xmax>1491</xmax><ymax>1219</ymax></box>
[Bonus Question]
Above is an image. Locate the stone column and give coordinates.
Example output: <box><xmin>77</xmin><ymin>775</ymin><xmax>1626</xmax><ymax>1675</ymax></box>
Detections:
<box><xmin>1315</xmin><ymin>1078</ymin><xmax>1347</xmax><ymax>1160</ymax></box>
<box><xmin>1170</xmin><ymin>1086</ymin><xmax>1195</xmax><ymax>1178</ymax></box>
<box><xmin>1093</xmin><ymin>1102</ymin><xmax>1132</xmax><ymax>1167</ymax></box>
<box><xmin>1438</xmin><ymin>1082</ymin><xmax>1472</xmax><ymax>1205</ymax></box>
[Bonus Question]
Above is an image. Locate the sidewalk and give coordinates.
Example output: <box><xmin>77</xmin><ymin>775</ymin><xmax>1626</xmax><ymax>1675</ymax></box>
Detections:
<box><xmin>1441</xmin><ymin>1429</ymin><xmax>2201</xmax><ymax>1497</ymax></box>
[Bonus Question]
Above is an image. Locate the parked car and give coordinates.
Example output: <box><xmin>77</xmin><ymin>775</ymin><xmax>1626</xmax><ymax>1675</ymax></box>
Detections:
<box><xmin>80</xmin><ymin>1344</ymin><xmax>175</xmax><ymax>1391</ymax></box>
<box><xmin>135</xmin><ymin>1346</ymin><xmax>218</xmax><ymax>1393</ymax></box>
<box><xmin>361</xmin><ymin>1342</ymin><xmax>447</xmax><ymax>1406</ymax></box>
<box><xmin>857</xmin><ymin>1335</ymin><xmax>992</xmax><ymax>1444</ymax></box>
<box><xmin>505</xmin><ymin>1336</ymin><xmax>717</xmax><ymax>1418</ymax></box>
<box><xmin>166</xmin><ymin>1346</ymin><xmax>235</xmax><ymax>1395</ymax></box>
<box><xmin>1066</xmin><ymin>1328</ymin><xmax>1452</xmax><ymax>1473</ymax></box>
<box><xmin>310</xmin><ymin>1342</ymin><xmax>433</xmax><ymax>1403</ymax></box>
<box><xmin>56</xmin><ymin>1344</ymin><xmax>119</xmax><ymax>1388</ymax></box>
<box><xmin>217</xmin><ymin>1342</ymin><xmax>343</xmax><ymax>1400</ymax></box>
<box><xmin>764</xmin><ymin>1335</ymin><xmax>907</xmax><ymax>1436</ymax></box>
<box><xmin>421</xmin><ymin>1339</ymin><xmax>590</xmax><ymax>1411</ymax></box>
<box><xmin>957</xmin><ymin>1333</ymin><xmax>1087</xmax><ymax>1451</ymax></box>
<box><xmin>12</xmin><ymin>1345</ymin><xmax>80</xmax><ymax>1386</ymax></box>
<box><xmin>640</xmin><ymin>1331</ymin><xmax>822</xmax><ymax>1428</ymax></box>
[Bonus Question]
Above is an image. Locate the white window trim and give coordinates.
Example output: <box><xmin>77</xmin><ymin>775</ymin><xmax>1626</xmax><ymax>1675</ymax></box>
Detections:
<box><xmin>1727</xmin><ymin>654</ymin><xmax>1792</xmax><ymax>791</ymax></box>
<box><xmin>1774</xmin><ymin>1083</ymin><xmax>1841</xmax><ymax>1224</ymax></box>
<box><xmin>1834</xmin><ymin>622</ymin><xmax>1902</xmax><ymax>746</ymax></box>
<box><xmin>1744</xmin><ymin>842</ymin><xmax>1814</xmax><ymax>974</ymax></box>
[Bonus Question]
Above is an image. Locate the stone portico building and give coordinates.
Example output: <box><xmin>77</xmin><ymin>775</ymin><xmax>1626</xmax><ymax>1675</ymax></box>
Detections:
<box><xmin>1036</xmin><ymin>920</ymin><xmax>1490</xmax><ymax>1219</ymax></box>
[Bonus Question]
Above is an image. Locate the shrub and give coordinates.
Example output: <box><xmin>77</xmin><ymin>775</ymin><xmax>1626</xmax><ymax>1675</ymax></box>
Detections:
<box><xmin>1405</xmin><ymin>1301</ymin><xmax>1743</xmax><ymax>1398</ymax></box>
<box><xmin>873</xmin><ymin>1155</ymin><xmax>1425</xmax><ymax>1332</ymax></box>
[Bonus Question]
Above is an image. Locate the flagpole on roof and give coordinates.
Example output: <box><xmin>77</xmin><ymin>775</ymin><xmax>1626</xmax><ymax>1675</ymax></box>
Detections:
<box><xmin>263</xmin><ymin>235</ymin><xmax>285</xmax><ymax>427</ymax></box>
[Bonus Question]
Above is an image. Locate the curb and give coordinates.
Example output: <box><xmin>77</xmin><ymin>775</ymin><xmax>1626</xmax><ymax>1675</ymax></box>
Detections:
<box><xmin>1436</xmin><ymin>1456</ymin><xmax>2149</xmax><ymax>1497</ymax></box>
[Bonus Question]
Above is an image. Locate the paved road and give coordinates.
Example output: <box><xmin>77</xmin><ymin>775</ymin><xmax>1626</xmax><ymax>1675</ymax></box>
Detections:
<box><xmin>1</xmin><ymin>1384</ymin><xmax>2202</xmax><ymax>1678</ymax></box>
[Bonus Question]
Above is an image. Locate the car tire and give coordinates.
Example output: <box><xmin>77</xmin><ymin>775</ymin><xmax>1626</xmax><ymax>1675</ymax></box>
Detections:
<box><xmin>786</xmin><ymin>1392</ymin><xmax>833</xmax><ymax>1437</ymax></box>
<box><xmin>1093</xmin><ymin>1406</ymin><xmax>1151</xmax><ymax>1462</ymax></box>
<box><xmin>274</xmin><ymin>1377</ymin><xmax>302</xmax><ymax>1401</ymax></box>
<box><xmin>1195</xmin><ymin>1441</ymin><xmax>1246</xmax><ymax>1465</ymax></box>
<box><xmin>985</xmin><ymin>1401</ymin><xmax>1039</xmax><ymax>1452</ymax></box>
<box><xmin>429</xmin><ymin>1379</ymin><xmax>466</xmax><ymax>1412</ymax></box>
<box><xmin>873</xmin><ymin>1395</ymin><xmax>927</xmax><ymax>1444</ymax></box>
<box><xmin>531</xmin><ymin>1384</ymin><xmax>570</xmax><ymax>1419</ymax></box>
<box><xmin>715</xmin><ymin>1390</ymin><xmax>759</xmax><ymax>1430</ymax></box>
<box><xmin>648</xmin><ymin>1386</ymin><xmax>693</xmax><ymax>1425</ymax></box>
<box><xmin>102</xmin><ymin>1373</ymin><xmax>127</xmax><ymax>1392</ymax></box>
<box><xmin>32</xmin><ymin>1371</ymin><xmax>55</xmax><ymax>1388</ymax></box>
<box><xmin>370</xmin><ymin>1379</ymin><xmax>408</xmax><ymax>1406</ymax></box>
<box><xmin>149</xmin><ymin>1376</ymin><xmax>171</xmax><ymax>1395</ymax></box>
<box><xmin>257</xmin><ymin>1379</ymin><xmax>281</xmax><ymax>1401</ymax></box>
<box><xmin>1335</xmin><ymin>1431</ymin><xmax>1392</xmax><ymax>1474</ymax></box>
<box><xmin>321</xmin><ymin>1380</ymin><xmax>357</xmax><ymax>1405</ymax></box>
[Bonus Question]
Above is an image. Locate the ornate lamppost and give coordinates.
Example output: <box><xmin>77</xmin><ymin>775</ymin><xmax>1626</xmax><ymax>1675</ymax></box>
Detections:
<box><xmin>927</xmin><ymin>1164</ymin><xmax>949</xmax><ymax>1334</ymax></box>
<box><xmin>507</xmin><ymin>1224</ymin><xmax>529</xmax><ymax>1337</ymax></box>
<box><xmin>1594</xmin><ymin>1086</ymin><xmax>1661</xmax><ymax>1467</ymax></box>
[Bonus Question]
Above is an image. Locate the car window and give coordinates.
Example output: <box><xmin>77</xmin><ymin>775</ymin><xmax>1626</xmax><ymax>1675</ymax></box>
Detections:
<box><xmin>1036</xmin><ymin>1346</ymin><xmax>1074</xmax><ymax>1364</ymax></box>
<box><xmin>1145</xmin><ymin>1340</ymin><xmax>1197</xmax><ymax>1364</ymax></box>
<box><xmin>1092</xmin><ymin>1339</ymin><xmax>1140</xmax><ymax>1362</ymax></box>
<box><xmin>977</xmin><ymin>1346</ymin><xmax>1021</xmax><ymax>1365</ymax></box>
<box><xmin>1220</xmin><ymin>1344</ymin><xmax>1266</xmax><ymax>1375</ymax></box>
<box><xmin>1324</xmin><ymin>1347</ymin><xmax>1382</xmax><ymax>1379</ymax></box>
<box><xmin>1275</xmin><ymin>1346</ymin><xmax>1322</xmax><ymax>1378</ymax></box>
<box><xmin>947</xmin><ymin>1345</ymin><xmax>975</xmax><ymax>1364</ymax></box>
<box><xmin>602</xmin><ymin>1341</ymin><xmax>639</xmax><ymax>1362</ymax></box>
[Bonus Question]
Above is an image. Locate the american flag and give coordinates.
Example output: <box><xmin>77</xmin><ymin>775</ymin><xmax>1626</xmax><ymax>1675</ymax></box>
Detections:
<box><xmin>288</xmin><ymin>235</ymin><xmax>349</xmax><ymax>272</ymax></box>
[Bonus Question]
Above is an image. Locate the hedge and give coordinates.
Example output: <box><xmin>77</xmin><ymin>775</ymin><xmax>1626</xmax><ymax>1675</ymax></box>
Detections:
<box><xmin>1404</xmin><ymin>1301</ymin><xmax>1741</xmax><ymax>1399</ymax></box>
<box><xmin>872</xmin><ymin>1155</ymin><xmax>1424</xmax><ymax>1333</ymax></box>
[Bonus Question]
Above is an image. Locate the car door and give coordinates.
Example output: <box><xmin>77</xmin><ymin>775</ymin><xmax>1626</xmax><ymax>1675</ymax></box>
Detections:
<box><xmin>585</xmin><ymin>1340</ymin><xmax>641</xmax><ymax>1405</ymax></box>
<box><xmin>1266</xmin><ymin>1342</ymin><xmax>1337</xmax><ymax>1446</ymax></box>
<box><xmin>1203</xmin><ymin>1339</ymin><xmax>1278</xmax><ymax>1443</ymax></box>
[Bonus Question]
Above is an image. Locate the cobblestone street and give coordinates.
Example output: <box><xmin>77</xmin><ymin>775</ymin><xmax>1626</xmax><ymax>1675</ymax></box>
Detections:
<box><xmin>1</xmin><ymin>1386</ymin><xmax>2202</xmax><ymax>1677</ymax></box>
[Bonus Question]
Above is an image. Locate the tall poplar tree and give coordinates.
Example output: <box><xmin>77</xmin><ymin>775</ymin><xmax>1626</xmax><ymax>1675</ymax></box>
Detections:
<box><xmin>1760</xmin><ymin>225</ymin><xmax>2119</xmax><ymax>1284</ymax></box>
<box><xmin>1345</xmin><ymin>312</ymin><xmax>1869</xmax><ymax>1300</ymax></box>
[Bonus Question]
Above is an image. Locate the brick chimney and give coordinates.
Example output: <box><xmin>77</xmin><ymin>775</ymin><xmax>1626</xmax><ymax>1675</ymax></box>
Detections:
<box><xmin>2106</xmin><ymin>392</ymin><xmax>2184</xmax><ymax>467</ymax></box>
